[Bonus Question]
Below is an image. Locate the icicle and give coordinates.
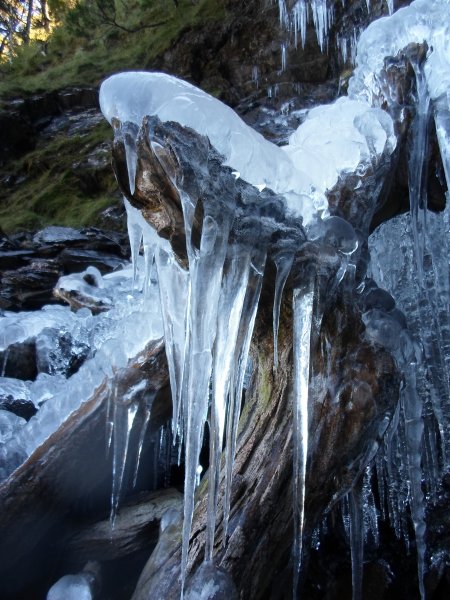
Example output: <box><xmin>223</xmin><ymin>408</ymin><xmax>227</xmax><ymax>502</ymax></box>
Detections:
<box><xmin>142</xmin><ymin>227</ymin><xmax>158</xmax><ymax>298</ymax></box>
<box><xmin>422</xmin><ymin>408</ymin><xmax>440</xmax><ymax>501</ymax></box>
<box><xmin>110</xmin><ymin>377</ymin><xmax>145</xmax><ymax>527</ymax></box>
<box><xmin>155</xmin><ymin>246</ymin><xmax>190</xmax><ymax>440</ymax></box>
<box><xmin>281</xmin><ymin>43</ymin><xmax>287</xmax><ymax>72</ymax></box>
<box><xmin>252</xmin><ymin>65</ymin><xmax>259</xmax><ymax>89</ymax></box>
<box><xmin>278</xmin><ymin>0</ymin><xmax>288</xmax><ymax>28</ymax></box>
<box><xmin>121</xmin><ymin>122</ymin><xmax>139</xmax><ymax>196</ymax></box>
<box><xmin>105</xmin><ymin>383</ymin><xmax>115</xmax><ymax>454</ymax></box>
<box><xmin>292</xmin><ymin>277</ymin><xmax>315</xmax><ymax>597</ymax></box>
<box><xmin>362</xmin><ymin>467</ymin><xmax>379</xmax><ymax>547</ymax></box>
<box><xmin>205</xmin><ymin>245</ymin><xmax>252</xmax><ymax>561</ymax></box>
<box><xmin>132</xmin><ymin>396</ymin><xmax>154</xmax><ymax>488</ymax></box>
<box><xmin>386</xmin><ymin>0</ymin><xmax>394</xmax><ymax>15</ymax></box>
<box><xmin>293</xmin><ymin>0</ymin><xmax>307</xmax><ymax>49</ymax></box>
<box><xmin>273</xmin><ymin>252</ymin><xmax>294</xmax><ymax>370</ymax></box>
<box><xmin>1</xmin><ymin>348</ymin><xmax>9</xmax><ymax>377</ymax></box>
<box><xmin>402</xmin><ymin>361</ymin><xmax>426</xmax><ymax>600</ymax></box>
<box><xmin>365</xmin><ymin>0</ymin><xmax>370</xmax><ymax>12</ymax></box>
<box><xmin>349</xmin><ymin>478</ymin><xmax>364</xmax><ymax>600</ymax></box>
<box><xmin>124</xmin><ymin>198</ymin><xmax>143</xmax><ymax>291</ymax></box>
<box><xmin>311</xmin><ymin>0</ymin><xmax>328</xmax><ymax>52</ymax></box>
<box><xmin>222</xmin><ymin>246</ymin><xmax>267</xmax><ymax>543</ymax></box>
<box><xmin>180</xmin><ymin>199</ymin><xmax>235</xmax><ymax>595</ymax></box>
<box><xmin>338</xmin><ymin>36</ymin><xmax>348</xmax><ymax>65</ymax></box>
<box><xmin>375</xmin><ymin>454</ymin><xmax>387</xmax><ymax>521</ymax></box>
<box><xmin>408</xmin><ymin>62</ymin><xmax>431</xmax><ymax>285</ymax></box>
<box><xmin>350</xmin><ymin>30</ymin><xmax>358</xmax><ymax>66</ymax></box>
<box><xmin>434</xmin><ymin>93</ymin><xmax>450</xmax><ymax>192</ymax></box>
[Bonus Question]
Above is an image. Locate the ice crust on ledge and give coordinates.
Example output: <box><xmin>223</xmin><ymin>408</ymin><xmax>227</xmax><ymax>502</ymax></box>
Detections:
<box><xmin>0</xmin><ymin>266</ymin><xmax>163</xmax><ymax>481</ymax></box>
<box><xmin>100</xmin><ymin>72</ymin><xmax>395</xmax><ymax>223</ymax></box>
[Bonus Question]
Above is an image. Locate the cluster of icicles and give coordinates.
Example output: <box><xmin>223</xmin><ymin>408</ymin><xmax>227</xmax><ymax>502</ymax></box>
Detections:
<box><xmin>119</xmin><ymin>167</ymin><xmax>338</xmax><ymax>598</ymax></box>
<box><xmin>28</xmin><ymin>2</ymin><xmax>438</xmax><ymax>600</ymax></box>
<box><xmin>98</xmin><ymin>1</ymin><xmax>450</xmax><ymax>598</ymax></box>
<box><xmin>273</xmin><ymin>0</ymin><xmax>395</xmax><ymax>75</ymax></box>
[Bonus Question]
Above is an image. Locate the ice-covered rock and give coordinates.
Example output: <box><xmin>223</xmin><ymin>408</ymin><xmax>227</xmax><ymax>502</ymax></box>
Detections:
<box><xmin>0</xmin><ymin>255</ymin><xmax>164</xmax><ymax>482</ymax></box>
<box><xmin>0</xmin><ymin>375</ymin><xmax>36</xmax><ymax>420</ymax></box>
<box><xmin>46</xmin><ymin>562</ymin><xmax>100</xmax><ymax>600</ymax></box>
<box><xmin>349</xmin><ymin>0</ymin><xmax>450</xmax><ymax>104</ymax></box>
<box><xmin>100</xmin><ymin>72</ymin><xmax>396</xmax><ymax>224</ymax></box>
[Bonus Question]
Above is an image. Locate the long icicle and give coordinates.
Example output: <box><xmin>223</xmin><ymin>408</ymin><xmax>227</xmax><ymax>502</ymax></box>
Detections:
<box><xmin>222</xmin><ymin>246</ymin><xmax>267</xmax><ymax>543</ymax></box>
<box><xmin>180</xmin><ymin>201</ymin><xmax>234</xmax><ymax>597</ymax></box>
<box><xmin>155</xmin><ymin>246</ymin><xmax>190</xmax><ymax>440</ymax></box>
<box><xmin>110</xmin><ymin>378</ymin><xmax>145</xmax><ymax>527</ymax></box>
<box><xmin>292</xmin><ymin>277</ymin><xmax>315</xmax><ymax>597</ymax></box>
<box><xmin>205</xmin><ymin>245</ymin><xmax>252</xmax><ymax>561</ymax></box>
<box><xmin>124</xmin><ymin>198</ymin><xmax>143</xmax><ymax>292</ymax></box>
<box><xmin>402</xmin><ymin>360</ymin><xmax>426</xmax><ymax>600</ymax></box>
<box><xmin>273</xmin><ymin>252</ymin><xmax>295</xmax><ymax>370</ymax></box>
<box><xmin>408</xmin><ymin>62</ymin><xmax>431</xmax><ymax>286</ymax></box>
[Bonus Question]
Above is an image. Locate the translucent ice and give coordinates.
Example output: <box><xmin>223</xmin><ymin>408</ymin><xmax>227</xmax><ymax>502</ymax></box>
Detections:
<box><xmin>349</xmin><ymin>479</ymin><xmax>364</xmax><ymax>600</ymax></box>
<box><xmin>100</xmin><ymin>72</ymin><xmax>395</xmax><ymax>225</ymax></box>
<box><xmin>0</xmin><ymin>409</ymin><xmax>26</xmax><ymax>444</ymax></box>
<box><xmin>284</xmin><ymin>98</ymin><xmax>396</xmax><ymax>195</ymax></box>
<box><xmin>46</xmin><ymin>565</ymin><xmax>98</xmax><ymax>600</ymax></box>
<box><xmin>349</xmin><ymin>0</ymin><xmax>450</xmax><ymax>105</ymax></box>
<box><xmin>292</xmin><ymin>281</ymin><xmax>315</xmax><ymax>595</ymax></box>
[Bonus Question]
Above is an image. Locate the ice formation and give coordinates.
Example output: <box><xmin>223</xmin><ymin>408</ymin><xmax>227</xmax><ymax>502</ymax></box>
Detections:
<box><xmin>100</xmin><ymin>71</ymin><xmax>395</xmax><ymax>226</ymax></box>
<box><xmin>275</xmin><ymin>0</ymin><xmax>395</xmax><ymax>65</ymax></box>
<box><xmin>2</xmin><ymin>1</ymin><xmax>450</xmax><ymax>599</ymax></box>
<box><xmin>99</xmin><ymin>60</ymin><xmax>400</xmax><ymax>593</ymax></box>
<box><xmin>0</xmin><ymin>264</ymin><xmax>163</xmax><ymax>483</ymax></box>
<box><xmin>98</xmin><ymin>0</ymin><xmax>450</xmax><ymax>596</ymax></box>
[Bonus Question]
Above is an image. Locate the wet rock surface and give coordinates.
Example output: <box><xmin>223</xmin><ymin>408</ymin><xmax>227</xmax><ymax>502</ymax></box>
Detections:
<box><xmin>0</xmin><ymin>227</ymin><xmax>129</xmax><ymax>311</ymax></box>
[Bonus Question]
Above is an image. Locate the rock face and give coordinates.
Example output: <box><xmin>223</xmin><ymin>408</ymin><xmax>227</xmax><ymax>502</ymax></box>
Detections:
<box><xmin>155</xmin><ymin>0</ymin><xmax>412</xmax><ymax>108</ymax></box>
<box><xmin>0</xmin><ymin>88</ymin><xmax>98</xmax><ymax>167</ymax></box>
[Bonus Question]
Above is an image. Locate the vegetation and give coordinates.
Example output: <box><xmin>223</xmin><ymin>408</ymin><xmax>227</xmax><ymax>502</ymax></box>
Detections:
<box><xmin>0</xmin><ymin>0</ymin><xmax>225</xmax><ymax>232</ymax></box>
<box><xmin>0</xmin><ymin>120</ymin><xmax>119</xmax><ymax>231</ymax></box>
<box><xmin>0</xmin><ymin>0</ymin><xmax>225</xmax><ymax>98</ymax></box>
<box><xmin>1</xmin><ymin>0</ymin><xmax>53</xmax><ymax>60</ymax></box>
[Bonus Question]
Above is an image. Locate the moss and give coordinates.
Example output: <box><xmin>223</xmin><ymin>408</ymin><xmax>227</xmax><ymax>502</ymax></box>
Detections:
<box><xmin>0</xmin><ymin>121</ymin><xmax>119</xmax><ymax>232</ymax></box>
<box><xmin>0</xmin><ymin>0</ymin><xmax>227</xmax><ymax>232</ymax></box>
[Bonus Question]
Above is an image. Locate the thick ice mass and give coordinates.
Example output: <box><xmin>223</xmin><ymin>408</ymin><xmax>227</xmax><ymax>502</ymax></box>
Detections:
<box><xmin>100</xmin><ymin>72</ymin><xmax>396</xmax><ymax>223</ymax></box>
<box><xmin>349</xmin><ymin>0</ymin><xmax>450</xmax><ymax>105</ymax></box>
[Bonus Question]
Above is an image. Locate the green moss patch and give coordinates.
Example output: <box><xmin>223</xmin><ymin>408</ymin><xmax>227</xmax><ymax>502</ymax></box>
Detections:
<box><xmin>0</xmin><ymin>121</ymin><xmax>119</xmax><ymax>232</ymax></box>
